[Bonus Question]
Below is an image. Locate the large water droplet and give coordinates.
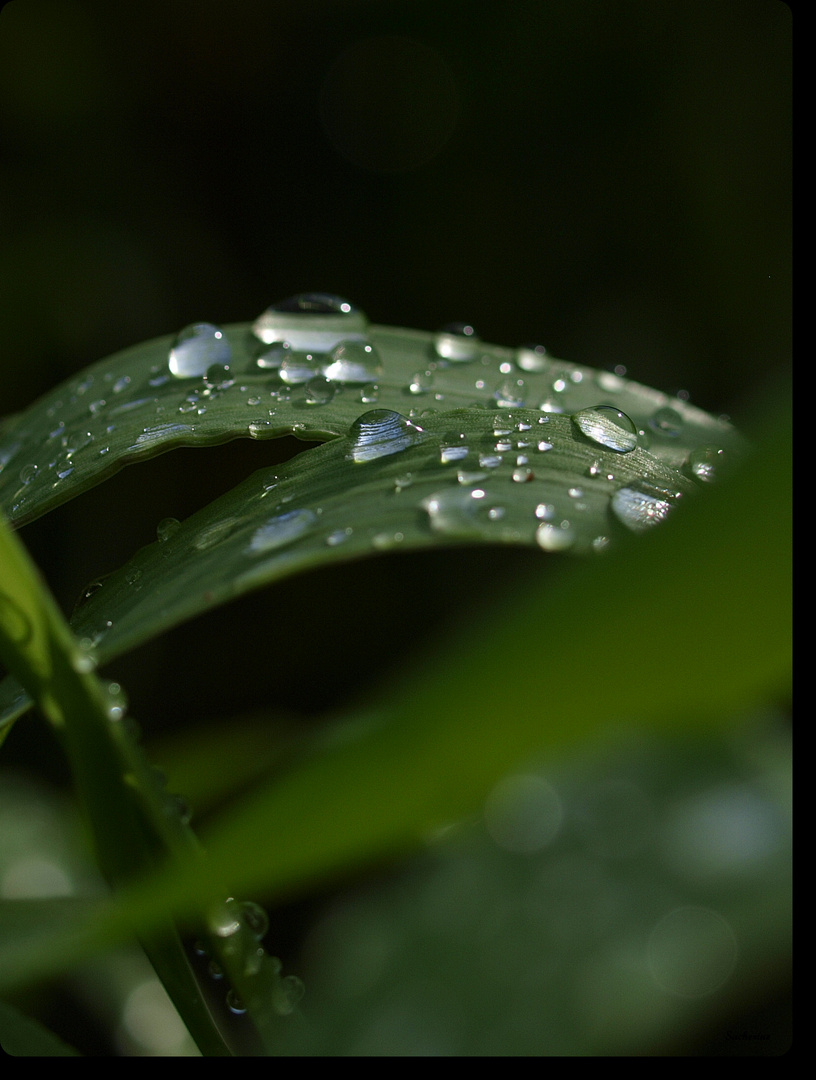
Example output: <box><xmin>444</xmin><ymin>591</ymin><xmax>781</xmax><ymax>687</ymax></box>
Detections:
<box><xmin>572</xmin><ymin>406</ymin><xmax>638</xmax><ymax>453</ymax></box>
<box><xmin>348</xmin><ymin>409</ymin><xmax>424</xmax><ymax>463</ymax></box>
<box><xmin>321</xmin><ymin>340</ymin><xmax>383</xmax><ymax>384</ymax></box>
<box><xmin>248</xmin><ymin>508</ymin><xmax>318</xmax><ymax>553</ymax></box>
<box><xmin>169</xmin><ymin>323</ymin><xmax>231</xmax><ymax>378</ymax></box>
<box><xmin>433</xmin><ymin>322</ymin><xmax>480</xmax><ymax>362</ymax></box>
<box><xmin>611</xmin><ymin>487</ymin><xmax>674</xmax><ymax>532</ymax></box>
<box><xmin>252</xmin><ymin>293</ymin><xmax>367</xmax><ymax>351</ymax></box>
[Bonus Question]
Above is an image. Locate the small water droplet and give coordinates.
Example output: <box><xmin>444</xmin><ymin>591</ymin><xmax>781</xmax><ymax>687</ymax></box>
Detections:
<box><xmin>515</xmin><ymin>344</ymin><xmax>549</xmax><ymax>373</ymax></box>
<box><xmin>255</xmin><ymin>341</ymin><xmax>291</xmax><ymax>370</ymax></box>
<box><xmin>440</xmin><ymin>444</ymin><xmax>469</xmax><ymax>464</ymax></box>
<box><xmin>494</xmin><ymin>377</ymin><xmax>527</xmax><ymax>408</ymax></box>
<box><xmin>252</xmin><ymin>293</ymin><xmax>367</xmax><ymax>350</ymax></box>
<box><xmin>535</xmin><ymin>522</ymin><xmax>575</xmax><ymax>551</ymax></box>
<box><xmin>274</xmin><ymin>975</ymin><xmax>305</xmax><ymax>1016</ymax></box>
<box><xmin>360</xmin><ymin>382</ymin><xmax>379</xmax><ymax>404</ymax></box>
<box><xmin>433</xmin><ymin>322</ymin><xmax>480</xmax><ymax>362</ymax></box>
<box><xmin>611</xmin><ymin>487</ymin><xmax>674</xmax><ymax>531</ymax></box>
<box><xmin>19</xmin><ymin>463</ymin><xmax>38</xmax><ymax>484</ymax></box>
<box><xmin>512</xmin><ymin>467</ymin><xmax>534</xmax><ymax>482</ymax></box>
<box><xmin>421</xmin><ymin>487</ymin><xmax>509</xmax><ymax>537</ymax></box>
<box><xmin>321</xmin><ymin>340</ymin><xmax>383</xmax><ymax>384</ymax></box>
<box><xmin>248</xmin><ymin>508</ymin><xmax>318</xmax><ymax>553</ymax></box>
<box><xmin>478</xmin><ymin>453</ymin><xmax>503</xmax><ymax>469</ymax></box>
<box><xmin>304</xmin><ymin>375</ymin><xmax>336</xmax><ymax>405</ymax></box>
<box><xmin>103</xmin><ymin>681</ymin><xmax>128</xmax><ymax>721</ymax></box>
<box><xmin>226</xmin><ymin>989</ymin><xmax>246</xmax><ymax>1015</ymax></box>
<box><xmin>193</xmin><ymin>518</ymin><xmax>238</xmax><ymax>551</ymax></box>
<box><xmin>687</xmin><ymin>445</ymin><xmax>724</xmax><ymax>483</ymax></box>
<box><xmin>409</xmin><ymin>369</ymin><xmax>435</xmax><ymax>394</ymax></box>
<box><xmin>169</xmin><ymin>323</ymin><xmax>231</xmax><ymax>378</ymax></box>
<box><xmin>372</xmin><ymin>530</ymin><xmax>405</xmax><ymax>550</ymax></box>
<box><xmin>649</xmin><ymin>406</ymin><xmax>684</xmax><ymax>438</ymax></box>
<box><xmin>112</xmin><ymin>375</ymin><xmax>131</xmax><ymax>394</ymax></box>
<box><xmin>239</xmin><ymin>900</ymin><xmax>269</xmax><ymax>941</ymax></box>
<box><xmin>348</xmin><ymin>409</ymin><xmax>424</xmax><ymax>463</ymax></box>
<box><xmin>156</xmin><ymin>517</ymin><xmax>181</xmax><ymax>542</ymax></box>
<box><xmin>326</xmin><ymin>527</ymin><xmax>353</xmax><ymax>546</ymax></box>
<box><xmin>596</xmin><ymin>370</ymin><xmax>626</xmax><ymax>392</ymax></box>
<box><xmin>573</xmin><ymin>406</ymin><xmax>638</xmax><ymax>453</ymax></box>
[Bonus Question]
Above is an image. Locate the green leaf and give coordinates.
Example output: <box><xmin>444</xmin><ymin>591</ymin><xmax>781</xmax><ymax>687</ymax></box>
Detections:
<box><xmin>0</xmin><ymin>382</ymin><xmax>789</xmax><ymax>992</ymax></box>
<box><xmin>0</xmin><ymin>311</ymin><xmax>742</xmax><ymax>530</ymax></box>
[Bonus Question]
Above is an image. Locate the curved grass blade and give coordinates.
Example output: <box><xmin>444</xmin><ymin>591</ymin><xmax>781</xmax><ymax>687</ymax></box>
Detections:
<box><xmin>0</xmin><ymin>310</ymin><xmax>742</xmax><ymax>528</ymax></box>
<box><xmin>0</xmin><ymin>383</ymin><xmax>790</xmax><ymax>992</ymax></box>
<box><xmin>0</xmin><ymin>997</ymin><xmax>81</xmax><ymax>1056</ymax></box>
<box><xmin>1</xmin><ymin>405</ymin><xmax>701</xmax><ymax>730</ymax></box>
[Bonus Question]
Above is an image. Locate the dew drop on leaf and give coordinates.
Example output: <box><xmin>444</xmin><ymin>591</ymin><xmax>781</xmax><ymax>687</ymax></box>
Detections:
<box><xmin>321</xmin><ymin>340</ymin><xmax>383</xmax><ymax>384</ymax></box>
<box><xmin>687</xmin><ymin>445</ymin><xmax>725</xmax><ymax>483</ymax></box>
<box><xmin>156</xmin><ymin>517</ymin><xmax>181</xmax><ymax>542</ymax></box>
<box><xmin>610</xmin><ymin>487</ymin><xmax>674</xmax><ymax>532</ymax></box>
<box><xmin>433</xmin><ymin>322</ymin><xmax>480</xmax><ymax>362</ymax></box>
<box><xmin>251</xmin><ymin>292</ymin><xmax>368</xmax><ymax>351</ymax></box>
<box><xmin>649</xmin><ymin>406</ymin><xmax>684</xmax><ymax>438</ymax></box>
<box><xmin>304</xmin><ymin>375</ymin><xmax>336</xmax><ymax>405</ymax></box>
<box><xmin>279</xmin><ymin>352</ymin><xmax>319</xmax><ymax>385</ymax></box>
<box><xmin>168</xmin><ymin>323</ymin><xmax>231</xmax><ymax>378</ymax></box>
<box><xmin>535</xmin><ymin>522</ymin><xmax>575</xmax><ymax>551</ymax></box>
<box><xmin>572</xmin><ymin>406</ymin><xmax>639</xmax><ymax>453</ymax></box>
<box><xmin>348</xmin><ymin>409</ymin><xmax>424</xmax><ymax>463</ymax></box>
<box><xmin>248</xmin><ymin>508</ymin><xmax>318</xmax><ymax>553</ymax></box>
<box><xmin>515</xmin><ymin>343</ymin><xmax>549</xmax><ymax>373</ymax></box>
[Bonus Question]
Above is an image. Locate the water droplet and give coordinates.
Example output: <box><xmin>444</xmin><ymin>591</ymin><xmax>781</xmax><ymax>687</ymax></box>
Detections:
<box><xmin>649</xmin><ymin>406</ymin><xmax>684</xmax><ymax>438</ymax></box>
<box><xmin>321</xmin><ymin>340</ymin><xmax>383</xmax><ymax>384</ymax></box>
<box><xmin>326</xmin><ymin>527</ymin><xmax>353</xmax><ymax>546</ymax></box>
<box><xmin>535</xmin><ymin>522</ymin><xmax>575</xmax><ymax>551</ymax></box>
<box><xmin>112</xmin><ymin>375</ymin><xmax>131</xmax><ymax>394</ymax></box>
<box><xmin>512</xmin><ymin>467</ymin><xmax>534</xmax><ymax>483</ymax></box>
<box><xmin>478</xmin><ymin>453</ymin><xmax>503</xmax><ymax>469</ymax></box>
<box><xmin>433</xmin><ymin>322</ymin><xmax>480</xmax><ymax>362</ymax></box>
<box><xmin>596</xmin><ymin>370</ymin><xmax>626</xmax><ymax>392</ymax></box>
<box><xmin>274</xmin><ymin>974</ymin><xmax>305</xmax><ymax>1015</ymax></box>
<box><xmin>573</xmin><ymin>406</ymin><xmax>638</xmax><ymax>452</ymax></box>
<box><xmin>169</xmin><ymin>323</ymin><xmax>231</xmax><ymax>378</ymax></box>
<box><xmin>252</xmin><ymin>293</ymin><xmax>367</xmax><ymax>350</ymax></box>
<box><xmin>515</xmin><ymin>344</ymin><xmax>549</xmax><ymax>373</ymax></box>
<box><xmin>19</xmin><ymin>463</ymin><xmax>38</xmax><ymax>484</ymax></box>
<box><xmin>193</xmin><ymin>518</ymin><xmax>239</xmax><ymax>551</ymax></box>
<box><xmin>255</xmin><ymin>341</ymin><xmax>292</xmax><ymax>370</ymax></box>
<box><xmin>537</xmin><ymin>440</ymin><xmax>554</xmax><ymax>453</ymax></box>
<box><xmin>611</xmin><ymin>487</ymin><xmax>674</xmax><ymax>531</ymax></box>
<box><xmin>279</xmin><ymin>352</ymin><xmax>319</xmax><ymax>385</ymax></box>
<box><xmin>360</xmin><ymin>382</ymin><xmax>379</xmax><ymax>404</ymax></box>
<box><xmin>440</xmin><ymin>444</ymin><xmax>469</xmax><ymax>464</ymax></box>
<box><xmin>421</xmin><ymin>487</ymin><xmax>509</xmax><ymax>537</ymax></box>
<box><xmin>103</xmin><ymin>681</ymin><xmax>128</xmax><ymax>721</ymax></box>
<box><xmin>348</xmin><ymin>409</ymin><xmax>424</xmax><ymax>463</ymax></box>
<box><xmin>409</xmin><ymin>369</ymin><xmax>435</xmax><ymax>394</ymax></box>
<box><xmin>226</xmin><ymin>989</ymin><xmax>246</xmax><ymax>1015</ymax></box>
<box><xmin>494</xmin><ymin>377</ymin><xmax>527</xmax><ymax>408</ymax></box>
<box><xmin>156</xmin><ymin>517</ymin><xmax>181</xmax><ymax>542</ymax></box>
<box><xmin>239</xmin><ymin>900</ymin><xmax>269</xmax><ymax>941</ymax></box>
<box><xmin>304</xmin><ymin>376</ymin><xmax>336</xmax><ymax>405</ymax></box>
<box><xmin>209</xmin><ymin>898</ymin><xmax>242</xmax><ymax>938</ymax></box>
<box><xmin>248</xmin><ymin>509</ymin><xmax>318</xmax><ymax>553</ymax></box>
<box><xmin>372</xmin><ymin>530</ymin><xmax>405</xmax><ymax>550</ymax></box>
<box><xmin>687</xmin><ymin>445</ymin><xmax>724</xmax><ymax>483</ymax></box>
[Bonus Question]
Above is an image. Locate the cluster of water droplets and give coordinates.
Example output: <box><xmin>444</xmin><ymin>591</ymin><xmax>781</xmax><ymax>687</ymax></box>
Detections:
<box><xmin>199</xmin><ymin>897</ymin><xmax>304</xmax><ymax>1019</ymax></box>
